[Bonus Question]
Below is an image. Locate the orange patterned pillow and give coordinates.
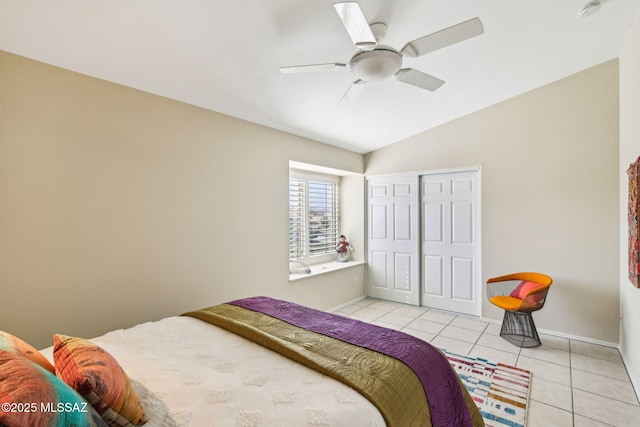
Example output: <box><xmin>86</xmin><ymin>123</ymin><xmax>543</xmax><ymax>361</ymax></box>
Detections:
<box><xmin>0</xmin><ymin>330</ymin><xmax>54</xmax><ymax>373</ymax></box>
<box><xmin>53</xmin><ymin>335</ymin><xmax>147</xmax><ymax>427</ymax></box>
<box><xmin>0</xmin><ymin>351</ymin><xmax>107</xmax><ymax>427</ymax></box>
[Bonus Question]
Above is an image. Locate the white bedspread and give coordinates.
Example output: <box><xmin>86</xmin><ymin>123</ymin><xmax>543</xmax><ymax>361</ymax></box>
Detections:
<box><xmin>42</xmin><ymin>316</ymin><xmax>386</xmax><ymax>427</ymax></box>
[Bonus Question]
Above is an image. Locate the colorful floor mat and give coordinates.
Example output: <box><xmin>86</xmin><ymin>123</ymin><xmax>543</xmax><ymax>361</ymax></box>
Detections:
<box><xmin>444</xmin><ymin>351</ymin><xmax>532</xmax><ymax>427</ymax></box>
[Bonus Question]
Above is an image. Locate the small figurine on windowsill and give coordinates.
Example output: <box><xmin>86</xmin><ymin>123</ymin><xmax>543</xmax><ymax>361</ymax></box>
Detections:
<box><xmin>336</xmin><ymin>234</ymin><xmax>351</xmax><ymax>262</ymax></box>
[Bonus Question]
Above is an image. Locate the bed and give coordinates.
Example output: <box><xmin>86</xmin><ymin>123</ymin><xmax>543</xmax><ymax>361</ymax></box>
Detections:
<box><xmin>2</xmin><ymin>296</ymin><xmax>484</xmax><ymax>427</ymax></box>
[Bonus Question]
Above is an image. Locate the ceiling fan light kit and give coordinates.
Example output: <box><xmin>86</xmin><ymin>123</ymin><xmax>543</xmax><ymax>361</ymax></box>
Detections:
<box><xmin>280</xmin><ymin>1</ymin><xmax>484</xmax><ymax>101</ymax></box>
<box><xmin>350</xmin><ymin>48</ymin><xmax>402</xmax><ymax>82</ymax></box>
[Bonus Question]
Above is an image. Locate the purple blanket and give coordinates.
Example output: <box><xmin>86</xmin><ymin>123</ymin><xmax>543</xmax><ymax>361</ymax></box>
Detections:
<box><xmin>229</xmin><ymin>296</ymin><xmax>472</xmax><ymax>427</ymax></box>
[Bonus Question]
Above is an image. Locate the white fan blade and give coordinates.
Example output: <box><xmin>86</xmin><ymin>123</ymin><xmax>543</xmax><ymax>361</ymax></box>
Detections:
<box><xmin>340</xmin><ymin>79</ymin><xmax>367</xmax><ymax>102</ymax></box>
<box><xmin>280</xmin><ymin>63</ymin><xmax>347</xmax><ymax>73</ymax></box>
<box><xmin>400</xmin><ymin>17</ymin><xmax>484</xmax><ymax>58</ymax></box>
<box><xmin>395</xmin><ymin>68</ymin><xmax>445</xmax><ymax>91</ymax></box>
<box><xmin>334</xmin><ymin>2</ymin><xmax>376</xmax><ymax>50</ymax></box>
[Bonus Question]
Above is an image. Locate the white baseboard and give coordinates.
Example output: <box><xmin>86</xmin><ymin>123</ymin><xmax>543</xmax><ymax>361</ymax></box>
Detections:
<box><xmin>328</xmin><ymin>295</ymin><xmax>367</xmax><ymax>312</ymax></box>
<box><xmin>535</xmin><ymin>327</ymin><xmax>619</xmax><ymax>348</ymax></box>
<box><xmin>479</xmin><ymin>316</ymin><xmax>619</xmax><ymax>348</ymax></box>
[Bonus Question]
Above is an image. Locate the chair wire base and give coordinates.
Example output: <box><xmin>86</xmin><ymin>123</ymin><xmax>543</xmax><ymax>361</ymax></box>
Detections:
<box><xmin>500</xmin><ymin>310</ymin><xmax>541</xmax><ymax>348</ymax></box>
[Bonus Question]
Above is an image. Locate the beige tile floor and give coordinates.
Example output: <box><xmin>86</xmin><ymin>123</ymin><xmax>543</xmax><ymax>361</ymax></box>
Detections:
<box><xmin>335</xmin><ymin>298</ymin><xmax>640</xmax><ymax>427</ymax></box>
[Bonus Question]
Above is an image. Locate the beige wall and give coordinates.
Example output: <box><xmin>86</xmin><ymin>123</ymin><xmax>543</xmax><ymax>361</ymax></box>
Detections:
<box><xmin>0</xmin><ymin>47</ymin><xmax>625</xmax><ymax>355</ymax></box>
<box><xmin>365</xmin><ymin>60</ymin><xmax>620</xmax><ymax>344</ymax></box>
<box><xmin>619</xmin><ymin>7</ymin><xmax>640</xmax><ymax>395</ymax></box>
<box><xmin>0</xmin><ymin>51</ymin><xmax>366</xmax><ymax>349</ymax></box>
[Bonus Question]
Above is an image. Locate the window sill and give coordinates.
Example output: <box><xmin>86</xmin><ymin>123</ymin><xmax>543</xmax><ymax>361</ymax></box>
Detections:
<box><xmin>289</xmin><ymin>261</ymin><xmax>365</xmax><ymax>282</ymax></box>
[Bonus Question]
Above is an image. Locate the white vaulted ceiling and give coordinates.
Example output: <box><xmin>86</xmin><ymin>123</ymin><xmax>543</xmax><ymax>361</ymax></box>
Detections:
<box><xmin>1</xmin><ymin>0</ymin><xmax>638</xmax><ymax>153</ymax></box>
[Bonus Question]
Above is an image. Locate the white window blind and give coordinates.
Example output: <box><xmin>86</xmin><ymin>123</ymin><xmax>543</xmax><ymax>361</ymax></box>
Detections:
<box><xmin>289</xmin><ymin>170</ymin><xmax>339</xmax><ymax>263</ymax></box>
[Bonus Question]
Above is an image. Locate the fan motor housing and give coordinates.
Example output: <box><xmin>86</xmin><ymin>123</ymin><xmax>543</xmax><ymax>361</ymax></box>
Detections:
<box><xmin>350</xmin><ymin>47</ymin><xmax>402</xmax><ymax>82</ymax></box>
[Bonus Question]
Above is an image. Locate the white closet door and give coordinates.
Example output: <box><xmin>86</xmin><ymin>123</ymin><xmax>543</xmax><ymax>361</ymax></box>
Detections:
<box><xmin>421</xmin><ymin>170</ymin><xmax>481</xmax><ymax>315</ymax></box>
<box><xmin>366</xmin><ymin>175</ymin><xmax>420</xmax><ymax>305</ymax></box>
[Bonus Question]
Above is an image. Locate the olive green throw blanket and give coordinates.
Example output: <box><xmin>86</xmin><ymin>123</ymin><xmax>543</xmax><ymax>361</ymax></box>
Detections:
<box><xmin>184</xmin><ymin>301</ymin><xmax>484</xmax><ymax>427</ymax></box>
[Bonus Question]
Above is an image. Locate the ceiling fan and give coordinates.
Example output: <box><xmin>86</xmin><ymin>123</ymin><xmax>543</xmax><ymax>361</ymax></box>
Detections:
<box><xmin>280</xmin><ymin>1</ymin><xmax>484</xmax><ymax>102</ymax></box>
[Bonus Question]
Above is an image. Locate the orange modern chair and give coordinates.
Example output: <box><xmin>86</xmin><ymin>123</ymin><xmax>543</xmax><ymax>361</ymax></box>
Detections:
<box><xmin>486</xmin><ymin>272</ymin><xmax>552</xmax><ymax>347</ymax></box>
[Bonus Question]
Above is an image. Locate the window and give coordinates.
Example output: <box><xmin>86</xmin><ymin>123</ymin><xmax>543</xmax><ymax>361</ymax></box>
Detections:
<box><xmin>289</xmin><ymin>170</ymin><xmax>340</xmax><ymax>264</ymax></box>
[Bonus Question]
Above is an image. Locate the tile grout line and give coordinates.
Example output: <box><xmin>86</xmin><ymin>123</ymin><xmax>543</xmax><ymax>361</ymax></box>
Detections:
<box><xmin>569</xmin><ymin>338</ymin><xmax>575</xmax><ymax>427</ymax></box>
